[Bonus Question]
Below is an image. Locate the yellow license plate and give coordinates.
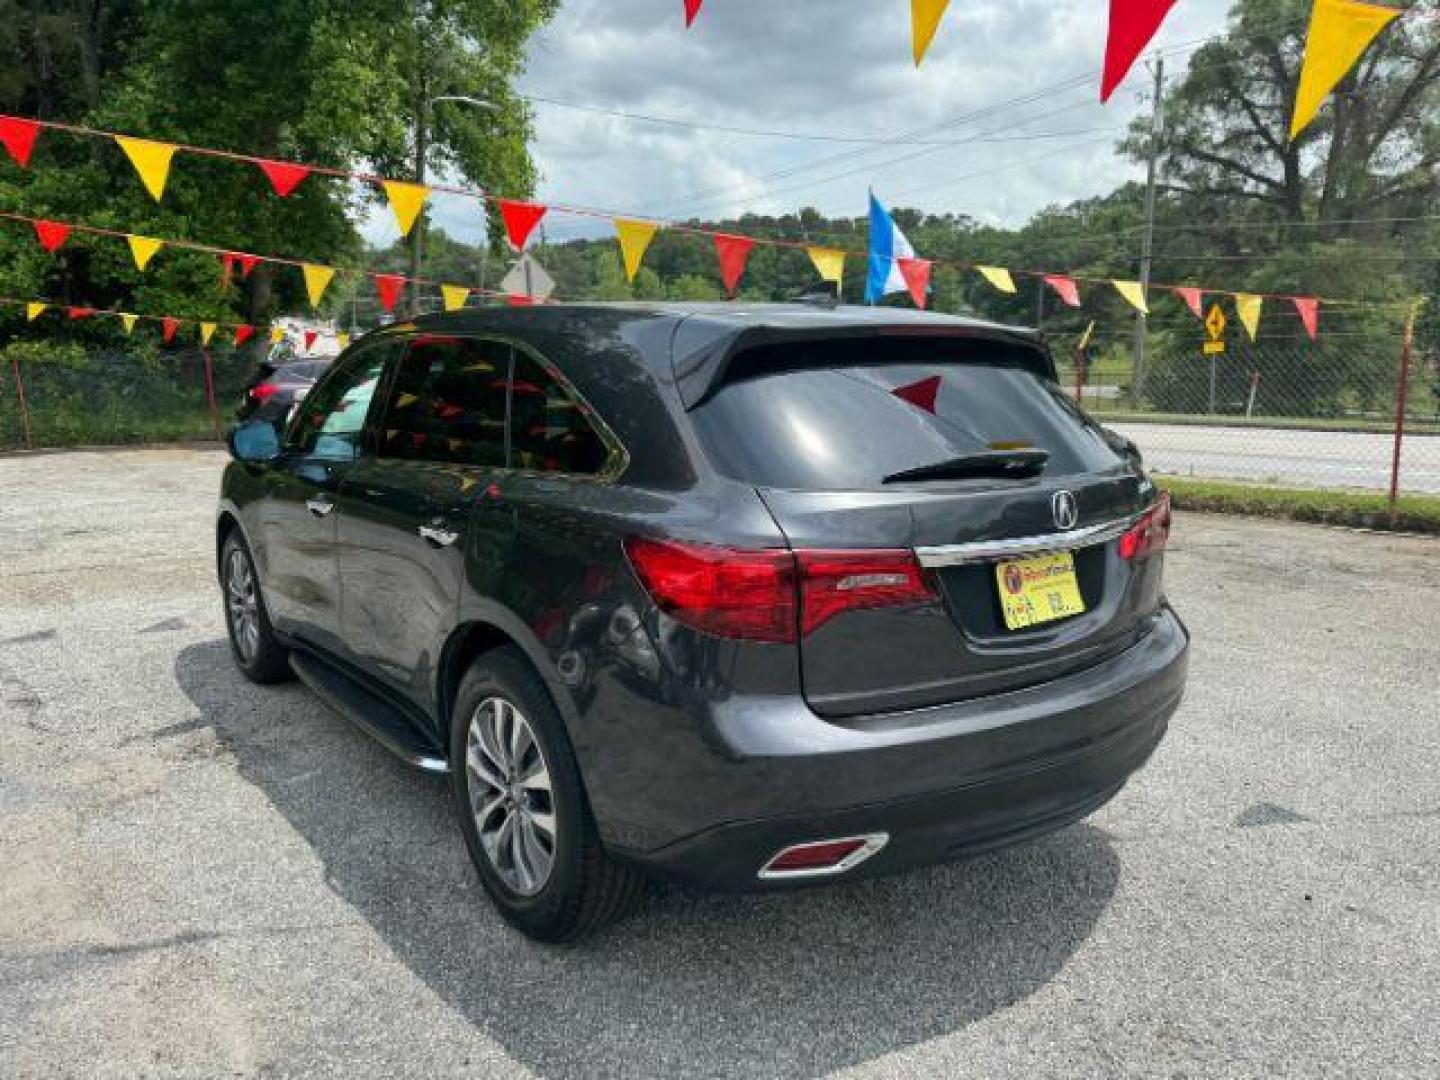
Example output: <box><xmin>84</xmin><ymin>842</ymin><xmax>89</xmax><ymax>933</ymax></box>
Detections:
<box><xmin>995</xmin><ymin>552</ymin><xmax>1086</xmax><ymax>630</ymax></box>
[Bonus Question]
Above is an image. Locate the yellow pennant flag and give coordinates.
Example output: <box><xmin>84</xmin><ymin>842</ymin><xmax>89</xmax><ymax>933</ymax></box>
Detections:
<box><xmin>382</xmin><ymin>180</ymin><xmax>430</xmax><ymax>237</ymax></box>
<box><xmin>807</xmin><ymin>247</ymin><xmax>846</xmax><ymax>287</ymax></box>
<box><xmin>977</xmin><ymin>266</ymin><xmax>1017</xmax><ymax>294</ymax></box>
<box><xmin>614</xmin><ymin>219</ymin><xmax>659</xmax><ymax>282</ymax></box>
<box><xmin>1291</xmin><ymin>0</ymin><xmax>1401</xmax><ymax>140</ymax></box>
<box><xmin>270</xmin><ymin>325</ymin><xmax>286</xmax><ymax>345</ymax></box>
<box><xmin>441</xmin><ymin>284</ymin><xmax>470</xmax><ymax>312</ymax></box>
<box><xmin>1113</xmin><ymin>280</ymin><xmax>1149</xmax><ymax>314</ymax></box>
<box><xmin>1235</xmin><ymin>294</ymin><xmax>1264</xmax><ymax>341</ymax></box>
<box><xmin>120</xmin><ymin>313</ymin><xmax>138</xmax><ymax>335</ymax></box>
<box><xmin>25</xmin><ymin>302</ymin><xmax>46</xmax><ymax>322</ymax></box>
<box><xmin>912</xmin><ymin>0</ymin><xmax>952</xmax><ymax>66</ymax></box>
<box><xmin>336</xmin><ymin>332</ymin><xmax>351</xmax><ymax>351</ymax></box>
<box><xmin>115</xmin><ymin>136</ymin><xmax>178</xmax><ymax>201</ymax></box>
<box><xmin>301</xmin><ymin>264</ymin><xmax>336</xmax><ymax>308</ymax></box>
<box><xmin>199</xmin><ymin>322</ymin><xmax>218</xmax><ymax>346</ymax></box>
<box><xmin>127</xmin><ymin>234</ymin><xmax>164</xmax><ymax>271</ymax></box>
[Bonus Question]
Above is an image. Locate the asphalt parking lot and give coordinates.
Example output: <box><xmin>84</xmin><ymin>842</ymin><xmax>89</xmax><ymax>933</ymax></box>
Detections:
<box><xmin>2</xmin><ymin>446</ymin><xmax>1438</xmax><ymax>1079</ymax></box>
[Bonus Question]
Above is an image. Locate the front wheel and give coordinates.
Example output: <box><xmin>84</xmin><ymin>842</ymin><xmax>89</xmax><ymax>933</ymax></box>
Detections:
<box><xmin>450</xmin><ymin>647</ymin><xmax>644</xmax><ymax>942</ymax></box>
<box><xmin>220</xmin><ymin>530</ymin><xmax>291</xmax><ymax>684</ymax></box>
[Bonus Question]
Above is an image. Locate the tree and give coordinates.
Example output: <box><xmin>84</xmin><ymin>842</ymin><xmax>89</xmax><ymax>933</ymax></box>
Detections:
<box><xmin>1128</xmin><ymin>0</ymin><xmax>1440</xmax><ymax>227</ymax></box>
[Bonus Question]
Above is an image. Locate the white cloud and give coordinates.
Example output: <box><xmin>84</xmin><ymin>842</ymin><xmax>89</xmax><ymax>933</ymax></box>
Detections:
<box><xmin>372</xmin><ymin>0</ymin><xmax>1235</xmax><ymax>245</ymax></box>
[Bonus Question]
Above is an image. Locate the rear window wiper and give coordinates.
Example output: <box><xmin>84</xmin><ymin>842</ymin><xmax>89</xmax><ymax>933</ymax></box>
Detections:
<box><xmin>882</xmin><ymin>449</ymin><xmax>1049</xmax><ymax>484</ymax></box>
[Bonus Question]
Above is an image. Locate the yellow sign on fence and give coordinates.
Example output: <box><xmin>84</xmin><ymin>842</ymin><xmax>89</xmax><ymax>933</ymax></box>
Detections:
<box><xmin>1204</xmin><ymin>303</ymin><xmax>1227</xmax><ymax>355</ymax></box>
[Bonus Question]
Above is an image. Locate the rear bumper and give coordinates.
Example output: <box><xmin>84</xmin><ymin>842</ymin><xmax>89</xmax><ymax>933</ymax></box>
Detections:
<box><xmin>605</xmin><ymin>606</ymin><xmax>1188</xmax><ymax>891</ymax></box>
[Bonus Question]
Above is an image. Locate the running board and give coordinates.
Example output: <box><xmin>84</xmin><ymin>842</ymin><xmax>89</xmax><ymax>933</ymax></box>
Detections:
<box><xmin>290</xmin><ymin>652</ymin><xmax>450</xmax><ymax>774</ymax></box>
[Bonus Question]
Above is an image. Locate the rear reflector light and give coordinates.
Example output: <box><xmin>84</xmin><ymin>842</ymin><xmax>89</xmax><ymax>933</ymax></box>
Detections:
<box><xmin>1119</xmin><ymin>493</ymin><xmax>1172</xmax><ymax>560</ymax></box>
<box><xmin>623</xmin><ymin>538</ymin><xmax>936</xmax><ymax>643</ymax></box>
<box><xmin>759</xmin><ymin>834</ymin><xmax>889</xmax><ymax>879</ymax></box>
<box><xmin>249</xmin><ymin>383</ymin><xmax>280</xmax><ymax>401</ymax></box>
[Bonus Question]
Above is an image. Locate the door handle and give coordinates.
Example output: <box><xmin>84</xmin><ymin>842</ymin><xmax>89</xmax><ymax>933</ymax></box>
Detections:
<box><xmin>306</xmin><ymin>496</ymin><xmax>335</xmax><ymax>517</ymax></box>
<box><xmin>418</xmin><ymin>524</ymin><xmax>459</xmax><ymax>547</ymax></box>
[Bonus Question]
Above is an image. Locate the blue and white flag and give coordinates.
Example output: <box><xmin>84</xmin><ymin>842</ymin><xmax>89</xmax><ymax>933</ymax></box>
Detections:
<box><xmin>865</xmin><ymin>192</ymin><xmax>917</xmax><ymax>304</ymax></box>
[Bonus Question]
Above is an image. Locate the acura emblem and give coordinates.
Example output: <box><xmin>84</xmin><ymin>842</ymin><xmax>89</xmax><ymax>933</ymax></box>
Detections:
<box><xmin>1052</xmin><ymin>490</ymin><xmax>1079</xmax><ymax>531</ymax></box>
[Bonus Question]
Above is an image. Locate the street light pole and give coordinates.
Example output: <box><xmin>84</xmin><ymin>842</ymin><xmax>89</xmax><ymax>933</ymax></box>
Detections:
<box><xmin>409</xmin><ymin>93</ymin><xmax>499</xmax><ymax>317</ymax></box>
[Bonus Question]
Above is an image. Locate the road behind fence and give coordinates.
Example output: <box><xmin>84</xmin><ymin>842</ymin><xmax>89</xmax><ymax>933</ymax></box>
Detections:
<box><xmin>2</xmin><ymin>332</ymin><xmax>1437</xmax><ymax>496</ymax></box>
<box><xmin>1058</xmin><ymin>332</ymin><xmax>1439</xmax><ymax>496</ymax></box>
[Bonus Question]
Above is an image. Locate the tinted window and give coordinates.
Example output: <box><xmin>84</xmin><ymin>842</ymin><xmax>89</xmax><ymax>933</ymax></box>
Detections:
<box><xmin>508</xmin><ymin>351</ymin><xmax>612</xmax><ymax>476</ymax></box>
<box><xmin>691</xmin><ymin>338</ymin><xmax>1124</xmax><ymax>490</ymax></box>
<box><xmin>285</xmin><ymin>342</ymin><xmax>396</xmax><ymax>460</ymax></box>
<box><xmin>378</xmin><ymin>335</ymin><xmax>508</xmax><ymax>467</ymax></box>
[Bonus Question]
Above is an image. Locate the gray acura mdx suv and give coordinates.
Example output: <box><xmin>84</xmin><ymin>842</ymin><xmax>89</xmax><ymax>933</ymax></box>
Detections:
<box><xmin>219</xmin><ymin>302</ymin><xmax>1189</xmax><ymax>941</ymax></box>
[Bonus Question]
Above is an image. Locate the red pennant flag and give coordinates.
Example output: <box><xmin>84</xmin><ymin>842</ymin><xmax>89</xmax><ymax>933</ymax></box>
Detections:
<box><xmin>684</xmin><ymin>0</ymin><xmax>703</xmax><ymax>27</ymax></box>
<box><xmin>234</xmin><ymin>324</ymin><xmax>255</xmax><ymax>347</ymax></box>
<box><xmin>33</xmin><ymin>219</ymin><xmax>70</xmax><ymax>253</ymax></box>
<box><xmin>498</xmin><ymin>199</ymin><xmax>548</xmax><ymax>251</ymax></box>
<box><xmin>67</xmin><ymin>306</ymin><xmax>96</xmax><ymax>320</ymax></box>
<box><xmin>256</xmin><ymin>158</ymin><xmax>311</xmax><ymax>197</ymax></box>
<box><xmin>508</xmin><ymin>294</ymin><xmax>537</xmax><ymax>307</ymax></box>
<box><xmin>0</xmin><ymin>115</ymin><xmax>41</xmax><ymax>168</ymax></box>
<box><xmin>303</xmin><ymin>329</ymin><xmax>319</xmax><ymax>352</ymax></box>
<box><xmin>1293</xmin><ymin>297</ymin><xmax>1320</xmax><ymax>341</ymax></box>
<box><xmin>892</xmin><ymin>375</ymin><xmax>942</xmax><ymax>415</ymax></box>
<box><xmin>898</xmin><ymin>257</ymin><xmax>932</xmax><ymax>309</ymax></box>
<box><xmin>1174</xmin><ymin>286</ymin><xmax>1204</xmax><ymax>319</ymax></box>
<box><xmin>1044</xmin><ymin>275</ymin><xmax>1082</xmax><ymax>308</ymax></box>
<box><xmin>230</xmin><ymin>252</ymin><xmax>260</xmax><ymax>279</ymax></box>
<box><xmin>713</xmin><ymin>234</ymin><xmax>756</xmax><ymax>295</ymax></box>
<box><xmin>374</xmin><ymin>273</ymin><xmax>407</xmax><ymax>313</ymax></box>
<box><xmin>1102</xmin><ymin>0</ymin><xmax>1179</xmax><ymax>103</ymax></box>
<box><xmin>161</xmin><ymin>317</ymin><xmax>180</xmax><ymax>343</ymax></box>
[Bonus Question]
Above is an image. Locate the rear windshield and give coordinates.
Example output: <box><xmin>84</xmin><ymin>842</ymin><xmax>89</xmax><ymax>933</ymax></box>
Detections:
<box><xmin>690</xmin><ymin>338</ymin><xmax>1125</xmax><ymax>490</ymax></box>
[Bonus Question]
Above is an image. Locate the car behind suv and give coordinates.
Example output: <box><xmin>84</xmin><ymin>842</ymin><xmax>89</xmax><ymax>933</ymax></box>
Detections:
<box><xmin>219</xmin><ymin>302</ymin><xmax>1188</xmax><ymax>941</ymax></box>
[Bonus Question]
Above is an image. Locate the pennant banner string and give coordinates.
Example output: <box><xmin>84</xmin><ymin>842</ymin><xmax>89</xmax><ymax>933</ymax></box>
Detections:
<box><xmin>0</xmin><ymin>114</ymin><xmax>1425</xmax><ymax>310</ymax></box>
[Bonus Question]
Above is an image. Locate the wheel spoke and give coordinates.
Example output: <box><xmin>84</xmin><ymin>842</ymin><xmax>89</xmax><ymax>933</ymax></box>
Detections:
<box><xmin>465</xmin><ymin>737</ymin><xmax>505</xmax><ymax>792</ymax></box>
<box><xmin>527</xmin><ymin>808</ymin><xmax>556</xmax><ymax>840</ymax></box>
<box><xmin>518</xmin><ymin>762</ymin><xmax>551</xmax><ymax>794</ymax></box>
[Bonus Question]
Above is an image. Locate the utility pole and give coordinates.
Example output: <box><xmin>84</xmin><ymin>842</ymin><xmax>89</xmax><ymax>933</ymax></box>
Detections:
<box><xmin>1133</xmin><ymin>55</ymin><xmax>1165</xmax><ymax>403</ymax></box>
<box><xmin>409</xmin><ymin>90</ymin><xmax>429</xmax><ymax>318</ymax></box>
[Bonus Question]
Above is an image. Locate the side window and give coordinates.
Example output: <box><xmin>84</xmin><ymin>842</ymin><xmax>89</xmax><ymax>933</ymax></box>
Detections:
<box><xmin>378</xmin><ymin>335</ymin><xmax>508</xmax><ymax>467</ymax></box>
<box><xmin>285</xmin><ymin>341</ymin><xmax>397</xmax><ymax>460</ymax></box>
<box><xmin>508</xmin><ymin>351</ymin><xmax>612</xmax><ymax>476</ymax></box>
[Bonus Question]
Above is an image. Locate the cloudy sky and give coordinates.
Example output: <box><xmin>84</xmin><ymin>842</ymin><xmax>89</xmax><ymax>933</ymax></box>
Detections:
<box><xmin>403</xmin><ymin>0</ymin><xmax>1236</xmax><ymax>247</ymax></box>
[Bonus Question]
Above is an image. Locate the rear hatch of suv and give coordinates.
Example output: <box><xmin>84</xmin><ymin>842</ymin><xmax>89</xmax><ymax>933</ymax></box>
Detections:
<box><xmin>687</xmin><ymin>331</ymin><xmax>1169</xmax><ymax>718</ymax></box>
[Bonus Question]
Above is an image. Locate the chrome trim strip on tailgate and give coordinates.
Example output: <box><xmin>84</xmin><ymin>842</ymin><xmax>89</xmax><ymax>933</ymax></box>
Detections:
<box><xmin>915</xmin><ymin>515</ymin><xmax>1137</xmax><ymax>568</ymax></box>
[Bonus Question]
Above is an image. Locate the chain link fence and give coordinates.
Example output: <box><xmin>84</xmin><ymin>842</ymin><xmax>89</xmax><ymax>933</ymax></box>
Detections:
<box><xmin>0</xmin><ymin>344</ymin><xmax>254</xmax><ymax>450</ymax></box>
<box><xmin>1056</xmin><ymin>329</ymin><xmax>1439</xmax><ymax>496</ymax></box>
<box><xmin>3</xmin><ymin>325</ymin><xmax>1438</xmax><ymax>497</ymax></box>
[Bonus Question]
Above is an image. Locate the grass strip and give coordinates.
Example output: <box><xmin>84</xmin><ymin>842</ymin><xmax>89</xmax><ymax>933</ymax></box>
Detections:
<box><xmin>1157</xmin><ymin>476</ymin><xmax>1440</xmax><ymax>536</ymax></box>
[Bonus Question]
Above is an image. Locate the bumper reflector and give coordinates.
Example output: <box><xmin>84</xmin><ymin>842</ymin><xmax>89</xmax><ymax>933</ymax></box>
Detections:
<box><xmin>758</xmin><ymin>833</ymin><xmax>889</xmax><ymax>880</ymax></box>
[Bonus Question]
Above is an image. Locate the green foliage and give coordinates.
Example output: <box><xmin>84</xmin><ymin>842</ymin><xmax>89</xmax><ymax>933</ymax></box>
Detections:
<box><xmin>0</xmin><ymin>0</ymin><xmax>556</xmax><ymax>349</ymax></box>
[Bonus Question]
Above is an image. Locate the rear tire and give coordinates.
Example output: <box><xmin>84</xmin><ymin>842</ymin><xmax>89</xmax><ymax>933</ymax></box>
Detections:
<box><xmin>220</xmin><ymin>531</ymin><xmax>291</xmax><ymax>684</ymax></box>
<box><xmin>450</xmin><ymin>647</ymin><xmax>644</xmax><ymax>942</ymax></box>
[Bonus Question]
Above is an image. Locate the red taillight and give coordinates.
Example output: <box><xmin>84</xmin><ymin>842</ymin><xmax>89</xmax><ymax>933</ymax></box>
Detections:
<box><xmin>759</xmin><ymin>834</ymin><xmax>889</xmax><ymax>878</ymax></box>
<box><xmin>795</xmin><ymin>550</ymin><xmax>935</xmax><ymax>636</ymax></box>
<box><xmin>250</xmin><ymin>383</ymin><xmax>280</xmax><ymax>402</ymax></box>
<box><xmin>624</xmin><ymin>538</ymin><xmax>797</xmax><ymax>643</ymax></box>
<box><xmin>1119</xmin><ymin>493</ymin><xmax>1172</xmax><ymax>560</ymax></box>
<box><xmin>623</xmin><ymin>538</ymin><xmax>936</xmax><ymax>642</ymax></box>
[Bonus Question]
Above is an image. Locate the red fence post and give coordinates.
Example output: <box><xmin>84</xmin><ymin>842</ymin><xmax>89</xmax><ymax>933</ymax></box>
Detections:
<box><xmin>202</xmin><ymin>348</ymin><xmax>221</xmax><ymax>439</ymax></box>
<box><xmin>1388</xmin><ymin>307</ymin><xmax>1417</xmax><ymax>510</ymax></box>
<box><xmin>9</xmin><ymin>355</ymin><xmax>34</xmax><ymax>451</ymax></box>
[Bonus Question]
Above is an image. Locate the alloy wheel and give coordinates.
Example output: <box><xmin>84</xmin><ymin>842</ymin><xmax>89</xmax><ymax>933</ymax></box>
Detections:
<box><xmin>226</xmin><ymin>548</ymin><xmax>261</xmax><ymax>663</ymax></box>
<box><xmin>465</xmin><ymin>696</ymin><xmax>557</xmax><ymax>896</ymax></box>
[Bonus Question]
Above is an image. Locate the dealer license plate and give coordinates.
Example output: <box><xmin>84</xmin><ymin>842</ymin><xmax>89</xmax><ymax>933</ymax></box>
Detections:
<box><xmin>995</xmin><ymin>551</ymin><xmax>1086</xmax><ymax>630</ymax></box>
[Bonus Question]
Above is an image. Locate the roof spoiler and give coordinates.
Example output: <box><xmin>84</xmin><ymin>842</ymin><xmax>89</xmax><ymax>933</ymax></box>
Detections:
<box><xmin>671</xmin><ymin>321</ymin><xmax>1054</xmax><ymax>409</ymax></box>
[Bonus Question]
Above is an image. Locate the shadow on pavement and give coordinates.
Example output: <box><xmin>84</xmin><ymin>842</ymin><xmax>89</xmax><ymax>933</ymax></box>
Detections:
<box><xmin>175</xmin><ymin>639</ymin><xmax>1119</xmax><ymax>1078</ymax></box>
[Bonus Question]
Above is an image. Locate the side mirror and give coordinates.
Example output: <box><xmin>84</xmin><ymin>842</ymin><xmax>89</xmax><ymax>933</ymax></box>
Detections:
<box><xmin>228</xmin><ymin>419</ymin><xmax>282</xmax><ymax>462</ymax></box>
